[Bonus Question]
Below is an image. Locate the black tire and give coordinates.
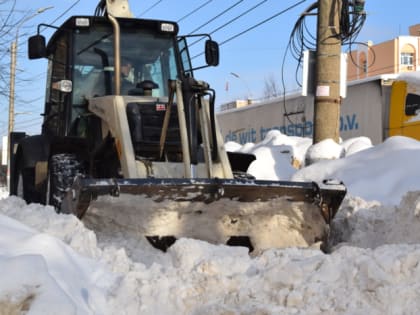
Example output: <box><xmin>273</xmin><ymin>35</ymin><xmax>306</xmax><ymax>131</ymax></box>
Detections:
<box><xmin>11</xmin><ymin>159</ymin><xmax>43</xmax><ymax>204</ymax></box>
<box><xmin>46</xmin><ymin>153</ymin><xmax>84</xmax><ymax>211</ymax></box>
<box><xmin>14</xmin><ymin>165</ymin><xmax>24</xmax><ymax>199</ymax></box>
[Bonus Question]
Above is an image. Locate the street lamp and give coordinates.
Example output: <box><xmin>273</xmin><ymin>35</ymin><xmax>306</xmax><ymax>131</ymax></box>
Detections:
<box><xmin>7</xmin><ymin>6</ymin><xmax>53</xmax><ymax>189</ymax></box>
<box><xmin>230</xmin><ymin>72</ymin><xmax>252</xmax><ymax>101</ymax></box>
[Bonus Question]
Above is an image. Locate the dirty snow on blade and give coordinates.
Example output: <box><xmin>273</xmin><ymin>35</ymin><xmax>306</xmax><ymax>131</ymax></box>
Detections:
<box><xmin>82</xmin><ymin>193</ymin><xmax>328</xmax><ymax>254</ymax></box>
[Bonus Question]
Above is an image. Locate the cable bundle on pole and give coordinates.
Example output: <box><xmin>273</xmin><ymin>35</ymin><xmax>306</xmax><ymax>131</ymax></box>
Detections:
<box><xmin>283</xmin><ymin>0</ymin><xmax>367</xmax><ymax>88</ymax></box>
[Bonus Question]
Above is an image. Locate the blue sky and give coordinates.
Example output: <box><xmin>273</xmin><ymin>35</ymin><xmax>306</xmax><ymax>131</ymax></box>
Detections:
<box><xmin>2</xmin><ymin>0</ymin><xmax>420</xmax><ymax>136</ymax></box>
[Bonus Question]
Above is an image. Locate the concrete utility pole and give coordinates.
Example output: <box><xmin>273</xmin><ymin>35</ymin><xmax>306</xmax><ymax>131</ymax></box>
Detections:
<box><xmin>313</xmin><ymin>0</ymin><xmax>342</xmax><ymax>144</ymax></box>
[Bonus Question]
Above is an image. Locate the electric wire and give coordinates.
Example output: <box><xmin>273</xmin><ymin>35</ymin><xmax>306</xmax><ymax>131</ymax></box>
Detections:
<box><xmin>48</xmin><ymin>0</ymin><xmax>81</xmax><ymax>26</ymax></box>
<box><xmin>280</xmin><ymin>0</ymin><xmax>368</xmax><ymax>126</ymax></box>
<box><xmin>220</xmin><ymin>0</ymin><xmax>306</xmax><ymax>46</ymax></box>
<box><xmin>188</xmin><ymin>0</ymin><xmax>268</xmax><ymax>47</ymax></box>
<box><xmin>5</xmin><ymin>115</ymin><xmax>43</xmax><ymax>135</ymax></box>
<box><xmin>16</xmin><ymin>95</ymin><xmax>44</xmax><ymax>103</ymax></box>
<box><xmin>13</xmin><ymin>119</ymin><xmax>43</xmax><ymax>130</ymax></box>
<box><xmin>191</xmin><ymin>0</ymin><xmax>307</xmax><ymax>60</ymax></box>
<box><xmin>188</xmin><ymin>0</ymin><xmax>244</xmax><ymax>35</ymax></box>
<box><xmin>280</xmin><ymin>2</ymin><xmax>323</xmax><ymax>126</ymax></box>
<box><xmin>177</xmin><ymin>0</ymin><xmax>213</xmax><ymax>23</ymax></box>
<box><xmin>284</xmin><ymin>0</ymin><xmax>368</xmax><ymax>88</ymax></box>
<box><xmin>137</xmin><ymin>0</ymin><xmax>164</xmax><ymax>17</ymax></box>
<box><xmin>13</xmin><ymin>116</ymin><xmax>42</xmax><ymax>127</ymax></box>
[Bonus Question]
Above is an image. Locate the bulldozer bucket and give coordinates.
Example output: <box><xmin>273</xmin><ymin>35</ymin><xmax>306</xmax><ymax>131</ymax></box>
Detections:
<box><xmin>61</xmin><ymin>177</ymin><xmax>346</xmax><ymax>253</ymax></box>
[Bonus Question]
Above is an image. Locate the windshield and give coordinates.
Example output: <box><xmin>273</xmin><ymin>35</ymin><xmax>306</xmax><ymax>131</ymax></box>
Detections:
<box><xmin>72</xmin><ymin>22</ymin><xmax>179</xmax><ymax>104</ymax></box>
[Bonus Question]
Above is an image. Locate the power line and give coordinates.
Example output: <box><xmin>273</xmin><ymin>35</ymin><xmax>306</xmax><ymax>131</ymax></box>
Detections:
<box><xmin>47</xmin><ymin>0</ymin><xmax>81</xmax><ymax>26</ymax></box>
<box><xmin>188</xmin><ymin>0</ymin><xmax>269</xmax><ymax>48</ymax></box>
<box><xmin>177</xmin><ymin>0</ymin><xmax>213</xmax><ymax>23</ymax></box>
<box><xmin>13</xmin><ymin>120</ymin><xmax>42</xmax><ymax>131</ymax></box>
<box><xmin>1</xmin><ymin>116</ymin><xmax>42</xmax><ymax>135</ymax></box>
<box><xmin>137</xmin><ymin>0</ymin><xmax>164</xmax><ymax>17</ymax></box>
<box><xmin>219</xmin><ymin>0</ymin><xmax>307</xmax><ymax>46</ymax></box>
<box><xmin>209</xmin><ymin>0</ymin><xmax>268</xmax><ymax>36</ymax></box>
<box><xmin>282</xmin><ymin>0</ymin><xmax>367</xmax><ymax>89</ymax></box>
<box><xmin>188</xmin><ymin>0</ymin><xmax>245</xmax><ymax>35</ymax></box>
<box><xmin>14</xmin><ymin>116</ymin><xmax>42</xmax><ymax>127</ymax></box>
<box><xmin>191</xmin><ymin>0</ymin><xmax>307</xmax><ymax>60</ymax></box>
<box><xmin>16</xmin><ymin>95</ymin><xmax>44</xmax><ymax>104</ymax></box>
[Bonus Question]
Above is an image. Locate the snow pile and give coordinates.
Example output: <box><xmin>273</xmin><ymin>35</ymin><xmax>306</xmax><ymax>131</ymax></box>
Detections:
<box><xmin>331</xmin><ymin>191</ymin><xmax>420</xmax><ymax>249</ymax></box>
<box><xmin>293</xmin><ymin>136</ymin><xmax>420</xmax><ymax>205</ymax></box>
<box><xmin>226</xmin><ymin>130</ymin><xmax>312</xmax><ymax>179</ymax></box>
<box><xmin>2</xmin><ymin>134</ymin><xmax>420</xmax><ymax>314</ymax></box>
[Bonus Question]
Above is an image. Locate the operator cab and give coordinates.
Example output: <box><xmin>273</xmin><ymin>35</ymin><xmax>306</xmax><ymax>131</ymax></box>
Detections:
<box><xmin>28</xmin><ymin>17</ymin><xmax>184</xmax><ymax>137</ymax></box>
<box><xmin>28</xmin><ymin>16</ymin><xmax>218</xmax><ymax>139</ymax></box>
<box><xmin>72</xmin><ymin>17</ymin><xmax>180</xmax><ymax>102</ymax></box>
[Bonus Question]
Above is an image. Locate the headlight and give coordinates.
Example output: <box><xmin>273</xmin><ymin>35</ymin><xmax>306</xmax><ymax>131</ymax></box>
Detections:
<box><xmin>75</xmin><ymin>17</ymin><xmax>90</xmax><ymax>27</ymax></box>
<box><xmin>160</xmin><ymin>23</ymin><xmax>175</xmax><ymax>33</ymax></box>
<box><xmin>52</xmin><ymin>80</ymin><xmax>72</xmax><ymax>93</ymax></box>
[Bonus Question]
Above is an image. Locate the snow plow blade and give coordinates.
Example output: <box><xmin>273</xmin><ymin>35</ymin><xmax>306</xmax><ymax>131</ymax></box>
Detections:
<box><xmin>61</xmin><ymin>177</ymin><xmax>346</xmax><ymax>252</ymax></box>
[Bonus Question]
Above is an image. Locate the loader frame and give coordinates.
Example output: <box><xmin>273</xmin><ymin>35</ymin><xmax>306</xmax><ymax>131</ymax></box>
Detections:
<box><xmin>9</xmin><ymin>8</ymin><xmax>346</xmax><ymax>253</ymax></box>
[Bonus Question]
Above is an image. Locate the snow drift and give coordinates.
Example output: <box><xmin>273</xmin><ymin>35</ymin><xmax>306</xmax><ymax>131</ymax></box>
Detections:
<box><xmin>2</xmin><ymin>133</ymin><xmax>420</xmax><ymax>314</ymax></box>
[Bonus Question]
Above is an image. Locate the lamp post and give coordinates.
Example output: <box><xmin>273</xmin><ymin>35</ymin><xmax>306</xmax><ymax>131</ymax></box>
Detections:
<box><xmin>7</xmin><ymin>6</ymin><xmax>53</xmax><ymax>190</ymax></box>
<box><xmin>230</xmin><ymin>72</ymin><xmax>252</xmax><ymax>101</ymax></box>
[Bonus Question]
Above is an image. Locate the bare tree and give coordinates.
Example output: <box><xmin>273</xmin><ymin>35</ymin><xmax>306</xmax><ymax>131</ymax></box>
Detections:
<box><xmin>0</xmin><ymin>1</ymin><xmax>41</xmax><ymax>137</ymax></box>
<box><xmin>0</xmin><ymin>1</ymin><xmax>37</xmax><ymax>101</ymax></box>
<box><xmin>0</xmin><ymin>1</ymin><xmax>17</xmax><ymax>97</ymax></box>
<box><xmin>262</xmin><ymin>73</ymin><xmax>281</xmax><ymax>99</ymax></box>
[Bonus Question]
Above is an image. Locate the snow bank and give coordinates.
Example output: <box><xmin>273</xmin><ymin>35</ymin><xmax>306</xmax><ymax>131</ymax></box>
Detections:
<box><xmin>0</xmin><ymin>198</ymin><xmax>115</xmax><ymax>314</ymax></box>
<box><xmin>293</xmin><ymin>136</ymin><xmax>420</xmax><ymax>205</ymax></box>
<box><xmin>2</xmin><ymin>134</ymin><xmax>420</xmax><ymax>314</ymax></box>
<box><xmin>3</xmin><ymin>196</ymin><xmax>420</xmax><ymax>314</ymax></box>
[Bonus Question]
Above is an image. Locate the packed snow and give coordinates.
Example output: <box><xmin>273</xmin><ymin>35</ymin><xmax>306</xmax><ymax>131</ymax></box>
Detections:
<box><xmin>2</xmin><ymin>133</ymin><xmax>420</xmax><ymax>314</ymax></box>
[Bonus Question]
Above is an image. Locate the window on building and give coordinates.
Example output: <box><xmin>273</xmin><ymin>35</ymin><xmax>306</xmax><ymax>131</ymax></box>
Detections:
<box><xmin>401</xmin><ymin>52</ymin><xmax>414</xmax><ymax>65</ymax></box>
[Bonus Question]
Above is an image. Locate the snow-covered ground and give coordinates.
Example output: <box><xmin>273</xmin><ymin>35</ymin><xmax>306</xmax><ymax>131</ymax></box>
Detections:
<box><xmin>2</xmin><ymin>133</ymin><xmax>420</xmax><ymax>314</ymax></box>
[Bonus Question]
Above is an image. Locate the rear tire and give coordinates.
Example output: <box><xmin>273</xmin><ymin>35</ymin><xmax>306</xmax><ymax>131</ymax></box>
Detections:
<box><xmin>47</xmin><ymin>153</ymin><xmax>84</xmax><ymax>212</ymax></box>
<box><xmin>14</xmin><ymin>167</ymin><xmax>24</xmax><ymax>199</ymax></box>
<box><xmin>11</xmin><ymin>159</ymin><xmax>42</xmax><ymax>204</ymax></box>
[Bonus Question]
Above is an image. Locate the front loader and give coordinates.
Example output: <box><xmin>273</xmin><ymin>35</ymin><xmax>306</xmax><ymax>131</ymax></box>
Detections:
<box><xmin>9</xmin><ymin>0</ymin><xmax>346</xmax><ymax>253</ymax></box>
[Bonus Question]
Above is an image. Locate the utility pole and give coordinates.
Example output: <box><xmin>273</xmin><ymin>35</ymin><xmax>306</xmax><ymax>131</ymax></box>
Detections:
<box><xmin>313</xmin><ymin>0</ymin><xmax>342</xmax><ymax>144</ymax></box>
<box><xmin>8</xmin><ymin>40</ymin><xmax>16</xmax><ymax>143</ymax></box>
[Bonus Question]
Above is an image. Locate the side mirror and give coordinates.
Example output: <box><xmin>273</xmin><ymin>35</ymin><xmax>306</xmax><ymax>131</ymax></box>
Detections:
<box><xmin>405</xmin><ymin>93</ymin><xmax>420</xmax><ymax>116</ymax></box>
<box><xmin>28</xmin><ymin>35</ymin><xmax>47</xmax><ymax>59</ymax></box>
<box><xmin>205</xmin><ymin>40</ymin><xmax>219</xmax><ymax>67</ymax></box>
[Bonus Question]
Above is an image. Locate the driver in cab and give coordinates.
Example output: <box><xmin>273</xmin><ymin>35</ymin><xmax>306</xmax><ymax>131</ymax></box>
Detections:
<box><xmin>120</xmin><ymin>57</ymin><xmax>135</xmax><ymax>94</ymax></box>
<box><xmin>120</xmin><ymin>57</ymin><xmax>159</xmax><ymax>96</ymax></box>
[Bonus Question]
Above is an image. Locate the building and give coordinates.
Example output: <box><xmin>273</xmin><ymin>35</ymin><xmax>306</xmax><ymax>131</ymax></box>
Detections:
<box><xmin>347</xmin><ymin>24</ymin><xmax>420</xmax><ymax>81</ymax></box>
<box><xmin>219</xmin><ymin>23</ymin><xmax>420</xmax><ymax>113</ymax></box>
<box><xmin>219</xmin><ymin>99</ymin><xmax>252</xmax><ymax>111</ymax></box>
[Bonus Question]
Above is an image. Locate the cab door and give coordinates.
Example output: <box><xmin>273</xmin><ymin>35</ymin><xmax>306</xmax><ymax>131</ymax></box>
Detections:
<box><xmin>43</xmin><ymin>33</ymin><xmax>72</xmax><ymax>137</ymax></box>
